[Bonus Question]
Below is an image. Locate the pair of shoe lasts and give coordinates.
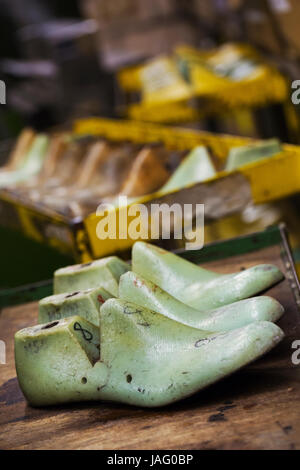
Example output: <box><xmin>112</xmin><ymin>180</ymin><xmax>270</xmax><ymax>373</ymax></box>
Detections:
<box><xmin>15</xmin><ymin>242</ymin><xmax>285</xmax><ymax>407</ymax></box>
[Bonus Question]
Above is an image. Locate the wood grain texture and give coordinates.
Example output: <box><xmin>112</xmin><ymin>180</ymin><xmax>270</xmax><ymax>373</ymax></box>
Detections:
<box><xmin>0</xmin><ymin>244</ymin><xmax>300</xmax><ymax>450</ymax></box>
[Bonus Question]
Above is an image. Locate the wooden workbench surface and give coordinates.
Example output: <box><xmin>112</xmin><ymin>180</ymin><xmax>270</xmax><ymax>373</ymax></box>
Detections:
<box><xmin>1</xmin><ymin>245</ymin><xmax>300</xmax><ymax>450</ymax></box>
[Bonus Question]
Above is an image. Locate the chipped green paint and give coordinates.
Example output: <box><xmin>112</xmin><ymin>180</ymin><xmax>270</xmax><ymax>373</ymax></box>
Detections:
<box><xmin>15</xmin><ymin>316</ymin><xmax>108</xmax><ymax>406</ymax></box>
<box><xmin>54</xmin><ymin>256</ymin><xmax>130</xmax><ymax>296</ymax></box>
<box><xmin>15</xmin><ymin>300</ymin><xmax>284</xmax><ymax>407</ymax></box>
<box><xmin>38</xmin><ymin>286</ymin><xmax>113</xmax><ymax>326</ymax></box>
<box><xmin>132</xmin><ymin>242</ymin><xmax>284</xmax><ymax>310</ymax></box>
<box><xmin>119</xmin><ymin>271</ymin><xmax>284</xmax><ymax>331</ymax></box>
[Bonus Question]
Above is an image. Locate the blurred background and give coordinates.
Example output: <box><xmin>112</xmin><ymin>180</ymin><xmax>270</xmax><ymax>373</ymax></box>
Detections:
<box><xmin>2</xmin><ymin>0</ymin><xmax>300</xmax><ymax>295</ymax></box>
<box><xmin>1</xmin><ymin>0</ymin><xmax>300</xmax><ymax>142</ymax></box>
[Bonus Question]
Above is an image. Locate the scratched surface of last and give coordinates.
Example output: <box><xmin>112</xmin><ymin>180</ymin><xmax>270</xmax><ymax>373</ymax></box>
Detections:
<box><xmin>0</xmin><ymin>244</ymin><xmax>300</xmax><ymax>450</ymax></box>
